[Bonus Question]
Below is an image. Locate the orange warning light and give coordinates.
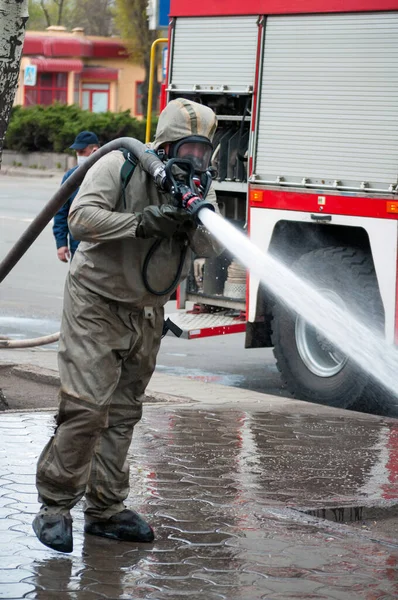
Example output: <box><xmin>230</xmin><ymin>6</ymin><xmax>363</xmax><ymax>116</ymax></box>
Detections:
<box><xmin>387</xmin><ymin>201</ymin><xmax>398</xmax><ymax>213</ymax></box>
<box><xmin>250</xmin><ymin>189</ymin><xmax>264</xmax><ymax>203</ymax></box>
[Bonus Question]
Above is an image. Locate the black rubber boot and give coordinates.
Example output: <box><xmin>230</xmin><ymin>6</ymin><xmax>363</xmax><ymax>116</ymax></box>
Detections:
<box><xmin>84</xmin><ymin>509</ymin><xmax>154</xmax><ymax>543</ymax></box>
<box><xmin>32</xmin><ymin>512</ymin><xmax>73</xmax><ymax>553</ymax></box>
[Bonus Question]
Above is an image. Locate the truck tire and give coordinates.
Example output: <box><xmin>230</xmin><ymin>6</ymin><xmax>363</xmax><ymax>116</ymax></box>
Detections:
<box><xmin>271</xmin><ymin>246</ymin><xmax>383</xmax><ymax>410</ymax></box>
<box><xmin>356</xmin><ymin>372</ymin><xmax>398</xmax><ymax>417</ymax></box>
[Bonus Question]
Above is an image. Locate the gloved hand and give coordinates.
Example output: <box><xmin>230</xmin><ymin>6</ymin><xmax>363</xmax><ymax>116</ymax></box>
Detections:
<box><xmin>136</xmin><ymin>204</ymin><xmax>195</xmax><ymax>239</ymax></box>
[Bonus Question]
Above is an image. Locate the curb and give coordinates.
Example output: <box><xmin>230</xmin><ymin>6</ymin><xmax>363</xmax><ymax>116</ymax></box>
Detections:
<box><xmin>2</xmin><ymin>359</ymin><xmax>396</xmax><ymax>423</ymax></box>
<box><xmin>0</xmin><ymin>361</ymin><xmax>59</xmax><ymax>386</ymax></box>
<box><xmin>11</xmin><ymin>364</ymin><xmax>60</xmax><ymax>386</ymax></box>
<box><xmin>0</xmin><ymin>361</ymin><xmax>191</xmax><ymax>406</ymax></box>
<box><xmin>144</xmin><ymin>390</ymin><xmax>196</xmax><ymax>404</ymax></box>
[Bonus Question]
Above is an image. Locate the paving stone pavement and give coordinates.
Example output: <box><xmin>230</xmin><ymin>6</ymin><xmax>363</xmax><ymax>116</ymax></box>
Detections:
<box><xmin>0</xmin><ymin>405</ymin><xmax>398</xmax><ymax>600</ymax></box>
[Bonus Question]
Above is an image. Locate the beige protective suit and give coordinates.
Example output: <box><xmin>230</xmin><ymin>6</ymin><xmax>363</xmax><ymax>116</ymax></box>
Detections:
<box><xmin>36</xmin><ymin>99</ymin><xmax>220</xmax><ymax>519</ymax></box>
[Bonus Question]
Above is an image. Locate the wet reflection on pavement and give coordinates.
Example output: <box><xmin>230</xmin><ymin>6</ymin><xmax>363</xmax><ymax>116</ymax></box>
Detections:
<box><xmin>0</xmin><ymin>407</ymin><xmax>397</xmax><ymax>599</ymax></box>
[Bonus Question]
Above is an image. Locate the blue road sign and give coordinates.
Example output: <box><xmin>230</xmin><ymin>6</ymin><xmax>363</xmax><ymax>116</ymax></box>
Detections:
<box><xmin>24</xmin><ymin>65</ymin><xmax>37</xmax><ymax>87</ymax></box>
<box><xmin>158</xmin><ymin>0</ymin><xmax>170</xmax><ymax>28</ymax></box>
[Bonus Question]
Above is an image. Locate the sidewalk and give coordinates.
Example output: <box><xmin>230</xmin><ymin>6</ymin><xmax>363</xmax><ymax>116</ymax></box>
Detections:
<box><xmin>1</xmin><ymin>348</ymin><xmax>398</xmax><ymax>599</ymax></box>
<box><xmin>0</xmin><ymin>166</ymin><xmax>63</xmax><ymax>179</ymax></box>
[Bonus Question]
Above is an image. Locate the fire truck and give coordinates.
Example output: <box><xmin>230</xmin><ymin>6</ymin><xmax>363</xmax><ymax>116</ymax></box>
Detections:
<box><xmin>163</xmin><ymin>0</ymin><xmax>398</xmax><ymax>412</ymax></box>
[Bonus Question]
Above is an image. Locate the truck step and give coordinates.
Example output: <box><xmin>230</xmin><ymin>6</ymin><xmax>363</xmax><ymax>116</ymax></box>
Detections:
<box><xmin>164</xmin><ymin>311</ymin><xmax>246</xmax><ymax>340</ymax></box>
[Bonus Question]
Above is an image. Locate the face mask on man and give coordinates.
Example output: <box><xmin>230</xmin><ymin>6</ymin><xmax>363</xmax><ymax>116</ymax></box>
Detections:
<box><xmin>77</xmin><ymin>155</ymin><xmax>89</xmax><ymax>167</ymax></box>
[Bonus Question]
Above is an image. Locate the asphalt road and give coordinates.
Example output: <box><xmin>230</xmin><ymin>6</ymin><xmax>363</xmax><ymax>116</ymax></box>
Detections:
<box><xmin>0</xmin><ymin>175</ymin><xmax>285</xmax><ymax>397</ymax></box>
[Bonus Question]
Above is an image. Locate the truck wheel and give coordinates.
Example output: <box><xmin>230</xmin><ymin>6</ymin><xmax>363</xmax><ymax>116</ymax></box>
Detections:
<box><xmin>355</xmin><ymin>373</ymin><xmax>398</xmax><ymax>417</ymax></box>
<box><xmin>271</xmin><ymin>247</ymin><xmax>383</xmax><ymax>409</ymax></box>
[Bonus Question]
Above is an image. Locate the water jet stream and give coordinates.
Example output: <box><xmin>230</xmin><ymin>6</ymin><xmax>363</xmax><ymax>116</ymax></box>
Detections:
<box><xmin>199</xmin><ymin>208</ymin><xmax>398</xmax><ymax>409</ymax></box>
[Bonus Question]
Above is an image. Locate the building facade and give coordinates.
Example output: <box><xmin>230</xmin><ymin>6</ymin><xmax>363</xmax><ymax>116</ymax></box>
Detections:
<box><xmin>15</xmin><ymin>27</ymin><xmax>147</xmax><ymax>117</ymax></box>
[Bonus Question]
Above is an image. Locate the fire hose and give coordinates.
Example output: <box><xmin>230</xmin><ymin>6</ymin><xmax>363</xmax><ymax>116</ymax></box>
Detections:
<box><xmin>0</xmin><ymin>140</ymin><xmax>214</xmax><ymax>349</ymax></box>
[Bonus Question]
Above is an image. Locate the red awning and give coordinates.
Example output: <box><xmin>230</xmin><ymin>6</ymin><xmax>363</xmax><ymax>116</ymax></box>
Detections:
<box><xmin>24</xmin><ymin>35</ymin><xmax>93</xmax><ymax>58</ymax></box>
<box><xmin>92</xmin><ymin>40</ymin><xmax>128</xmax><ymax>59</ymax></box>
<box><xmin>30</xmin><ymin>58</ymin><xmax>83</xmax><ymax>73</ymax></box>
<box><xmin>81</xmin><ymin>66</ymin><xmax>118</xmax><ymax>81</ymax></box>
<box><xmin>24</xmin><ymin>33</ymin><xmax>129</xmax><ymax>59</ymax></box>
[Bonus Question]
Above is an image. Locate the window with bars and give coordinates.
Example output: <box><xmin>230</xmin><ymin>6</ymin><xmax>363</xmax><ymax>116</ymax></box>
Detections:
<box><xmin>24</xmin><ymin>72</ymin><xmax>68</xmax><ymax>106</ymax></box>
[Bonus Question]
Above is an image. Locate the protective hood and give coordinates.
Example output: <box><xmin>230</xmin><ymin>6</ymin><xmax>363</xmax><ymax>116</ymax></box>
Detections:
<box><xmin>153</xmin><ymin>98</ymin><xmax>218</xmax><ymax>150</ymax></box>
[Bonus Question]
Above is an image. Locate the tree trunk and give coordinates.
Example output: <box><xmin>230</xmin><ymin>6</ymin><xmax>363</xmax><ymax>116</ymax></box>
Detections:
<box><xmin>0</xmin><ymin>0</ymin><xmax>29</xmax><ymax>168</ymax></box>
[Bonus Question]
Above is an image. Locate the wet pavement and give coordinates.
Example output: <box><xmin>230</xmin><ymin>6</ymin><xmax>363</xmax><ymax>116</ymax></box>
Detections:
<box><xmin>0</xmin><ymin>318</ymin><xmax>283</xmax><ymax>399</ymax></box>
<box><xmin>1</xmin><ymin>404</ymin><xmax>398</xmax><ymax>599</ymax></box>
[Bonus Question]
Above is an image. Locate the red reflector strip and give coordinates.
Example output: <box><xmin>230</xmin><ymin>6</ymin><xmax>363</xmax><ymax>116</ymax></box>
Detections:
<box><xmin>249</xmin><ymin>188</ymin><xmax>398</xmax><ymax>220</ymax></box>
<box><xmin>188</xmin><ymin>323</ymin><xmax>246</xmax><ymax>340</ymax></box>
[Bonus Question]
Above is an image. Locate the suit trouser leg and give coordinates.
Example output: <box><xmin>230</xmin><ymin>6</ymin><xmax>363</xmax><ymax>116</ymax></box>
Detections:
<box><xmin>84</xmin><ymin>305</ymin><xmax>163</xmax><ymax>520</ymax></box>
<box><xmin>36</xmin><ymin>273</ymin><xmax>163</xmax><ymax>514</ymax></box>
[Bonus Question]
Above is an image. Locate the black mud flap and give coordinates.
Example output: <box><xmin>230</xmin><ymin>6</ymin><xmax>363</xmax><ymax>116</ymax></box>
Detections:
<box><xmin>162</xmin><ymin>318</ymin><xmax>183</xmax><ymax>339</ymax></box>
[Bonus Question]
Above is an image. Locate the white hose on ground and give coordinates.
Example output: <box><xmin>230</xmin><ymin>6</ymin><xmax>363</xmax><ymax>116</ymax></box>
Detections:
<box><xmin>0</xmin><ymin>332</ymin><xmax>60</xmax><ymax>348</ymax></box>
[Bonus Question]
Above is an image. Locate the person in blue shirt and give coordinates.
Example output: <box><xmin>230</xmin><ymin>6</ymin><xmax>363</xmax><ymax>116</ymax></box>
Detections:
<box><xmin>53</xmin><ymin>131</ymin><xmax>100</xmax><ymax>262</ymax></box>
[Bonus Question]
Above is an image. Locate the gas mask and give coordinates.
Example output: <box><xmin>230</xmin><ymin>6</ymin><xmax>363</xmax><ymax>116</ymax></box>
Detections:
<box><xmin>161</xmin><ymin>156</ymin><xmax>215</xmax><ymax>220</ymax></box>
<box><xmin>168</xmin><ymin>135</ymin><xmax>213</xmax><ymax>174</ymax></box>
<box><xmin>158</xmin><ymin>135</ymin><xmax>214</xmax><ymax>206</ymax></box>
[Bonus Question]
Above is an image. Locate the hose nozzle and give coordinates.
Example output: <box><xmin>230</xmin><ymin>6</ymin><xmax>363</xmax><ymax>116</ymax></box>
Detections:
<box><xmin>180</xmin><ymin>186</ymin><xmax>216</xmax><ymax>220</ymax></box>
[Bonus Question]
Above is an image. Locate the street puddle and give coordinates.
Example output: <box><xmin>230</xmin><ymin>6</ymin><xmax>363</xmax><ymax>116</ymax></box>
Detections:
<box><xmin>303</xmin><ymin>502</ymin><xmax>398</xmax><ymax>524</ymax></box>
<box><xmin>155</xmin><ymin>363</ymin><xmax>245</xmax><ymax>386</ymax></box>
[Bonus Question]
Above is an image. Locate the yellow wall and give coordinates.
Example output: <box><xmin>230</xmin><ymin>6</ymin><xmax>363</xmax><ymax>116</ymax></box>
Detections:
<box><xmin>84</xmin><ymin>58</ymin><xmax>145</xmax><ymax>115</ymax></box>
<box><xmin>17</xmin><ymin>28</ymin><xmax>148</xmax><ymax>118</ymax></box>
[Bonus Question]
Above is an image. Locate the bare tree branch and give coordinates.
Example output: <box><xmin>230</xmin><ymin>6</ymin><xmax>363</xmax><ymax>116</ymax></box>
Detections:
<box><xmin>40</xmin><ymin>0</ymin><xmax>51</xmax><ymax>26</ymax></box>
<box><xmin>114</xmin><ymin>0</ymin><xmax>160</xmax><ymax>112</ymax></box>
<box><xmin>56</xmin><ymin>0</ymin><xmax>65</xmax><ymax>25</ymax></box>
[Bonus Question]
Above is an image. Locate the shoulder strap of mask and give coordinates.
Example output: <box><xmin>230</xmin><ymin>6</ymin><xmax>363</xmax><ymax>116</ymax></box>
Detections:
<box><xmin>119</xmin><ymin>148</ymin><xmax>138</xmax><ymax>208</ymax></box>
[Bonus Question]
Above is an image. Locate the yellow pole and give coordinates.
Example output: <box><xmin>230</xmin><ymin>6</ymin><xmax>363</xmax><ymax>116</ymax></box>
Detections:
<box><xmin>145</xmin><ymin>37</ymin><xmax>168</xmax><ymax>144</ymax></box>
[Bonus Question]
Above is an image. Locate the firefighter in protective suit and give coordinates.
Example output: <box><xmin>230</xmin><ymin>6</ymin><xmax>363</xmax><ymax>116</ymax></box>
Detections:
<box><xmin>32</xmin><ymin>98</ymin><xmax>220</xmax><ymax>553</ymax></box>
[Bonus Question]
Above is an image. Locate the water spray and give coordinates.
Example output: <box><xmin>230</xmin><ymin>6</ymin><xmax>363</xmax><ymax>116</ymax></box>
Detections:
<box><xmin>199</xmin><ymin>208</ymin><xmax>398</xmax><ymax>410</ymax></box>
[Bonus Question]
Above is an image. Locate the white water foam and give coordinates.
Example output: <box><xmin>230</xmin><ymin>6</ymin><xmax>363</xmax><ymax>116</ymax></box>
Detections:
<box><xmin>200</xmin><ymin>208</ymin><xmax>398</xmax><ymax>406</ymax></box>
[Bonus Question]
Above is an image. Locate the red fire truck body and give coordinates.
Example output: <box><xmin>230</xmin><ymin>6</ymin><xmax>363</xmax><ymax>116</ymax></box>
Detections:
<box><xmin>165</xmin><ymin>0</ymin><xmax>398</xmax><ymax>410</ymax></box>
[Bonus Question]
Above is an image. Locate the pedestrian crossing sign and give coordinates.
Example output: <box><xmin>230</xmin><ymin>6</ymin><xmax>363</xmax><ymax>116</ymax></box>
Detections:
<box><xmin>24</xmin><ymin>65</ymin><xmax>37</xmax><ymax>87</ymax></box>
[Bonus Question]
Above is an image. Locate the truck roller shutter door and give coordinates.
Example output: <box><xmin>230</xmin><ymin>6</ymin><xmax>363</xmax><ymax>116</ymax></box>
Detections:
<box><xmin>170</xmin><ymin>16</ymin><xmax>258</xmax><ymax>93</ymax></box>
<box><xmin>255</xmin><ymin>13</ymin><xmax>398</xmax><ymax>192</ymax></box>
